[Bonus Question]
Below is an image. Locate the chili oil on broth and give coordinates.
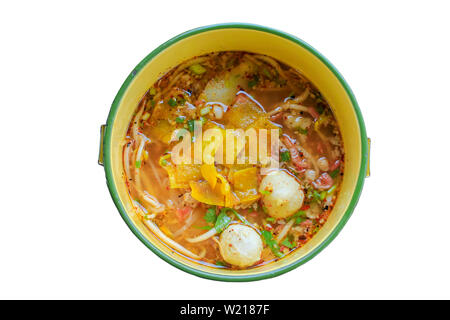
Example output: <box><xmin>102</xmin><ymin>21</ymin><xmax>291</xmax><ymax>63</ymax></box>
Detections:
<box><xmin>122</xmin><ymin>51</ymin><xmax>344</xmax><ymax>270</ymax></box>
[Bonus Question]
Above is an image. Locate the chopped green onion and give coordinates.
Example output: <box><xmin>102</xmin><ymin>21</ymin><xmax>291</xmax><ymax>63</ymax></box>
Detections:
<box><xmin>248</xmin><ymin>79</ymin><xmax>258</xmax><ymax>88</ymax></box>
<box><xmin>295</xmin><ymin>216</ymin><xmax>306</xmax><ymax>224</ymax></box>
<box><xmin>330</xmin><ymin>168</ymin><xmax>340</xmax><ymax>178</ymax></box>
<box><xmin>215</xmin><ymin>261</ymin><xmax>227</xmax><ymax>267</ymax></box>
<box><xmin>187</xmin><ymin>119</ymin><xmax>195</xmax><ymax>133</ymax></box>
<box><xmin>275</xmin><ymin>78</ymin><xmax>287</xmax><ymax>86</ymax></box>
<box><xmin>189</xmin><ymin>64</ymin><xmax>207</xmax><ymax>75</ymax></box>
<box><xmin>142</xmin><ymin>112</ymin><xmax>150</xmax><ymax>121</ymax></box>
<box><xmin>175</xmin><ymin>116</ymin><xmax>186</xmax><ymax>123</ymax></box>
<box><xmin>313</xmin><ymin>190</ymin><xmax>322</xmax><ymax>202</ymax></box>
<box><xmin>168</xmin><ymin>98</ymin><xmax>177</xmax><ymax>107</ymax></box>
<box><xmin>177</xmin><ymin>98</ymin><xmax>186</xmax><ymax>106</ymax></box>
<box><xmin>194</xmin><ymin>225</ymin><xmax>213</xmax><ymax>230</ymax></box>
<box><xmin>159</xmin><ymin>154</ymin><xmax>171</xmax><ymax>166</ymax></box>
<box><xmin>135</xmin><ymin>160</ymin><xmax>141</xmax><ymax>168</ymax></box>
<box><xmin>248</xmin><ymin>74</ymin><xmax>259</xmax><ymax>88</ymax></box>
<box><xmin>327</xmin><ymin>185</ymin><xmax>337</xmax><ymax>194</ymax></box>
<box><xmin>315</xmin><ymin>103</ymin><xmax>325</xmax><ymax>114</ymax></box>
<box><xmin>298</xmin><ymin>128</ymin><xmax>308</xmax><ymax>135</ymax></box>
<box><xmin>150</xmin><ymin>100</ymin><xmax>156</xmax><ymax>107</ymax></box>
<box><xmin>261</xmin><ymin>190</ymin><xmax>272</xmax><ymax>196</ymax></box>
<box><xmin>200</xmin><ymin>106</ymin><xmax>211</xmax><ymax>116</ymax></box>
<box><xmin>320</xmin><ymin>191</ymin><xmax>327</xmax><ymax>200</ymax></box>
<box><xmin>266</xmin><ymin>217</ymin><xmax>276</xmax><ymax>223</ymax></box>
<box><xmin>262</xmin><ymin>68</ymin><xmax>273</xmax><ymax>79</ymax></box>
<box><xmin>280</xmin><ymin>151</ymin><xmax>291</xmax><ymax>162</ymax></box>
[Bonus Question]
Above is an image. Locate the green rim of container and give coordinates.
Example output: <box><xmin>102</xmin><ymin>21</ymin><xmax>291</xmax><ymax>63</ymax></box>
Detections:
<box><xmin>102</xmin><ymin>23</ymin><xmax>368</xmax><ymax>282</ymax></box>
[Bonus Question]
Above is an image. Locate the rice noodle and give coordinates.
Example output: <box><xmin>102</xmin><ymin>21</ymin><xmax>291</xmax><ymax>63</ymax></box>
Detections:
<box><xmin>293</xmin><ymin>87</ymin><xmax>310</xmax><ymax>104</ymax></box>
<box><xmin>197</xmin><ymin>247</ymin><xmax>207</xmax><ymax>259</ymax></box>
<box><xmin>147</xmin><ymin>155</ymin><xmax>164</xmax><ymax>187</ymax></box>
<box><xmin>276</xmin><ymin>219</ymin><xmax>295</xmax><ymax>243</ymax></box>
<box><xmin>143</xmin><ymin>219</ymin><xmax>201</xmax><ymax>259</ymax></box>
<box><xmin>243</xmin><ymin>54</ymin><xmax>262</xmax><ymax>67</ymax></box>
<box><xmin>186</xmin><ymin>228</ymin><xmax>218</xmax><ymax>243</ymax></box>
<box><xmin>254</xmin><ymin>55</ymin><xmax>287</xmax><ymax>79</ymax></box>
<box><xmin>136</xmin><ymin>133</ymin><xmax>150</xmax><ymax>164</ymax></box>
<box><xmin>158</xmin><ymin>72</ymin><xmax>183</xmax><ymax>98</ymax></box>
<box><xmin>268</xmin><ymin>103</ymin><xmax>310</xmax><ymax>116</ymax></box>
<box><xmin>143</xmin><ymin>191</ymin><xmax>166</xmax><ymax>214</ymax></box>
<box><xmin>133</xmin><ymin>134</ymin><xmax>150</xmax><ymax>192</ymax></box>
<box><xmin>296</xmin><ymin>143</ymin><xmax>320</xmax><ymax>174</ymax></box>
<box><xmin>132</xmin><ymin>200</ymin><xmax>148</xmax><ymax>215</ymax></box>
<box><xmin>173</xmin><ymin>210</ymin><xmax>196</xmax><ymax>238</ymax></box>
<box><xmin>123</xmin><ymin>141</ymin><xmax>132</xmax><ymax>180</ymax></box>
<box><xmin>131</xmin><ymin>102</ymin><xmax>146</xmax><ymax>142</ymax></box>
<box><xmin>155</xmin><ymin>56</ymin><xmax>210</xmax><ymax>101</ymax></box>
<box><xmin>255</xmin><ymin>87</ymin><xmax>291</xmax><ymax>92</ymax></box>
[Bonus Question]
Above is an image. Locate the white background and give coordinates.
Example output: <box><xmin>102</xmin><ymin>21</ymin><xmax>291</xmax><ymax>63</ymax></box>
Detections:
<box><xmin>1</xmin><ymin>0</ymin><xmax>449</xmax><ymax>300</ymax></box>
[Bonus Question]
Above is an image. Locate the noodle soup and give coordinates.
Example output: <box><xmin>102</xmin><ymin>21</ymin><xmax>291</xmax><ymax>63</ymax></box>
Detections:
<box><xmin>123</xmin><ymin>51</ymin><xmax>344</xmax><ymax>269</ymax></box>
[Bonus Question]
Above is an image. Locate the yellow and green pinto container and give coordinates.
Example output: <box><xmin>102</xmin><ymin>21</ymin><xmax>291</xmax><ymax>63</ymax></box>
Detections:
<box><xmin>99</xmin><ymin>23</ymin><xmax>370</xmax><ymax>281</ymax></box>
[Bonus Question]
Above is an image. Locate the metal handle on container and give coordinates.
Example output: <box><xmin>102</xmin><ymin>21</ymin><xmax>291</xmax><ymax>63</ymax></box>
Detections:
<box><xmin>366</xmin><ymin>137</ymin><xmax>371</xmax><ymax>177</ymax></box>
<box><xmin>98</xmin><ymin>124</ymin><xmax>106</xmax><ymax>166</ymax></box>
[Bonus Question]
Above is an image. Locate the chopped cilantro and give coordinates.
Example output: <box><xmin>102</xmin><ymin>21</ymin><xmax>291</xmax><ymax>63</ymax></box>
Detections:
<box><xmin>187</xmin><ymin>119</ymin><xmax>195</xmax><ymax>133</ymax></box>
<box><xmin>175</xmin><ymin>116</ymin><xmax>186</xmax><ymax>124</ymax></box>
<box><xmin>204</xmin><ymin>207</ymin><xmax>217</xmax><ymax>224</ymax></box>
<box><xmin>168</xmin><ymin>98</ymin><xmax>177</xmax><ymax>107</ymax></box>
<box><xmin>261</xmin><ymin>230</ymin><xmax>283</xmax><ymax>258</ymax></box>
<box><xmin>214</xmin><ymin>211</ymin><xmax>232</xmax><ymax>233</ymax></box>
<box><xmin>248</xmin><ymin>74</ymin><xmax>259</xmax><ymax>88</ymax></box>
<box><xmin>281</xmin><ymin>237</ymin><xmax>295</xmax><ymax>249</ymax></box>
<box><xmin>280</xmin><ymin>151</ymin><xmax>291</xmax><ymax>162</ymax></box>
<box><xmin>291</xmin><ymin>210</ymin><xmax>307</xmax><ymax>224</ymax></box>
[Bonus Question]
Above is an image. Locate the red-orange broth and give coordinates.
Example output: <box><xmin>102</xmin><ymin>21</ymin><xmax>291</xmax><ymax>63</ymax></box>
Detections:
<box><xmin>123</xmin><ymin>51</ymin><xmax>344</xmax><ymax>269</ymax></box>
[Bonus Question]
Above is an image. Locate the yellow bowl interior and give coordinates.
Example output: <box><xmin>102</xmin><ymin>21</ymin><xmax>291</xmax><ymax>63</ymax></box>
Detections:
<box><xmin>104</xmin><ymin>25</ymin><xmax>367</xmax><ymax>280</ymax></box>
